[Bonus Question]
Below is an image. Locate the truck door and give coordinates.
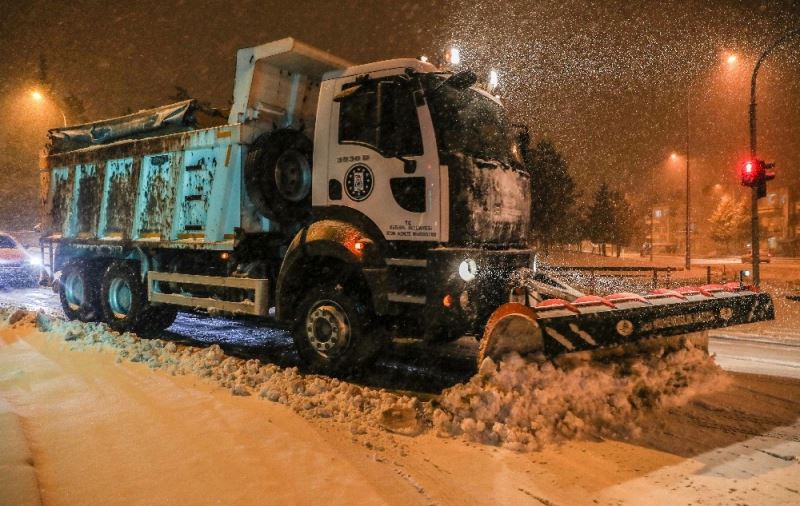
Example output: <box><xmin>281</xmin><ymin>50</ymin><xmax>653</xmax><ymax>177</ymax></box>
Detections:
<box><xmin>326</xmin><ymin>74</ymin><xmax>443</xmax><ymax>242</ymax></box>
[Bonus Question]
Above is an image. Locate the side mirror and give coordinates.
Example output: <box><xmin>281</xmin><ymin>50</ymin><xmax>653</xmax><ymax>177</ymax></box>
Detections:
<box><xmin>403</xmin><ymin>158</ymin><xmax>417</xmax><ymax>174</ymax></box>
<box><xmin>443</xmin><ymin>70</ymin><xmax>477</xmax><ymax>90</ymax></box>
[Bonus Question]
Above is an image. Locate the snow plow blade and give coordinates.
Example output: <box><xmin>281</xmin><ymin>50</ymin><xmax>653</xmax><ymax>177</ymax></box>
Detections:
<box><xmin>479</xmin><ymin>284</ymin><xmax>774</xmax><ymax>363</ymax></box>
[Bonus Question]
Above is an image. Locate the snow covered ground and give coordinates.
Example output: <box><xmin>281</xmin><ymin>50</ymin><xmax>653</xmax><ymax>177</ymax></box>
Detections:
<box><xmin>1</xmin><ymin>296</ymin><xmax>799</xmax><ymax>504</ymax></box>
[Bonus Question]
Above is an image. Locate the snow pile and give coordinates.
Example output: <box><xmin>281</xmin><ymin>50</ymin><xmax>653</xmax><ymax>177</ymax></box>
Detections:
<box><xmin>432</xmin><ymin>342</ymin><xmax>728</xmax><ymax>451</ymax></box>
<box><xmin>1</xmin><ymin>309</ymin><xmax>418</xmax><ymax>447</ymax></box>
<box><xmin>1</xmin><ymin>308</ymin><xmax>727</xmax><ymax>452</ymax></box>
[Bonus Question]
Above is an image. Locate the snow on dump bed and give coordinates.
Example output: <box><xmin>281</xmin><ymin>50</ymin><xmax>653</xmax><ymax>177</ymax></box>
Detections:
<box><xmin>1</xmin><ymin>308</ymin><xmax>729</xmax><ymax>452</ymax></box>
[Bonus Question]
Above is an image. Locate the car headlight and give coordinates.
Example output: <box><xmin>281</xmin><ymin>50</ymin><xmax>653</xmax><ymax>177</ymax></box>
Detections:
<box><xmin>458</xmin><ymin>258</ymin><xmax>477</xmax><ymax>282</ymax></box>
<box><xmin>27</xmin><ymin>256</ymin><xmax>42</xmax><ymax>266</ymax></box>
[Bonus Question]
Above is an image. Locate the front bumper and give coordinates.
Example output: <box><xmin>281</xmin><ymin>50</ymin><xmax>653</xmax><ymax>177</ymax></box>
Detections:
<box><xmin>423</xmin><ymin>247</ymin><xmax>534</xmax><ymax>338</ymax></box>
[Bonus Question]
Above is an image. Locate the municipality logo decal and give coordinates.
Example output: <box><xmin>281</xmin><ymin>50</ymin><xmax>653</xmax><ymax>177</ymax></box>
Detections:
<box><xmin>345</xmin><ymin>164</ymin><xmax>374</xmax><ymax>201</ymax></box>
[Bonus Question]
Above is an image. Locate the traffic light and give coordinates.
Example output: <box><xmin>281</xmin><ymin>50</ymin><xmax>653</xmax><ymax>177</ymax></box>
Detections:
<box><xmin>757</xmin><ymin>160</ymin><xmax>776</xmax><ymax>199</ymax></box>
<box><xmin>740</xmin><ymin>159</ymin><xmax>758</xmax><ymax>186</ymax></box>
<box><xmin>739</xmin><ymin>159</ymin><xmax>776</xmax><ymax>199</ymax></box>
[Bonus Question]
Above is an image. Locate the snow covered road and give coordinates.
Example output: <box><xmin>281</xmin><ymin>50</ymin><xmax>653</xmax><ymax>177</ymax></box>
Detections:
<box><xmin>0</xmin><ymin>287</ymin><xmax>477</xmax><ymax>393</ymax></box>
<box><xmin>0</xmin><ymin>297</ymin><xmax>799</xmax><ymax>504</ymax></box>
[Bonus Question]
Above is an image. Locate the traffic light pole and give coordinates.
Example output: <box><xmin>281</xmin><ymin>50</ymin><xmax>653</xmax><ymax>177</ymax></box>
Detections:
<box><xmin>749</xmin><ymin>27</ymin><xmax>800</xmax><ymax>286</ymax></box>
<box><xmin>749</xmin><ymin>93</ymin><xmax>759</xmax><ymax>284</ymax></box>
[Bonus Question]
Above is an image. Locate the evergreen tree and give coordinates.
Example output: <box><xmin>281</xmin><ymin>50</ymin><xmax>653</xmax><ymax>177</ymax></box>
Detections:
<box><xmin>524</xmin><ymin>138</ymin><xmax>578</xmax><ymax>251</ymax></box>
<box><xmin>586</xmin><ymin>183</ymin><xmax>615</xmax><ymax>255</ymax></box>
<box><xmin>609</xmin><ymin>189</ymin><xmax>638</xmax><ymax>257</ymax></box>
<box><xmin>37</xmin><ymin>53</ymin><xmax>50</xmax><ymax>89</ymax></box>
<box><xmin>35</xmin><ymin>54</ymin><xmax>88</xmax><ymax>125</ymax></box>
<box><xmin>63</xmin><ymin>92</ymin><xmax>87</xmax><ymax>124</ymax></box>
<box><xmin>708</xmin><ymin>195</ymin><xmax>749</xmax><ymax>253</ymax></box>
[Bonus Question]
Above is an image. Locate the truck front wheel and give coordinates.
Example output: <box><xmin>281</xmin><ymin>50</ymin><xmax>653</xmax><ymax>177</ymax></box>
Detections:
<box><xmin>293</xmin><ymin>285</ymin><xmax>385</xmax><ymax>375</ymax></box>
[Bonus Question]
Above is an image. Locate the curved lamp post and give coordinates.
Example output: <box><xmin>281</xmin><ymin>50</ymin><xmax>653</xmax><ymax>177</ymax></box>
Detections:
<box><xmin>748</xmin><ymin>27</ymin><xmax>800</xmax><ymax>285</ymax></box>
<box><xmin>30</xmin><ymin>89</ymin><xmax>67</xmax><ymax>127</ymax></box>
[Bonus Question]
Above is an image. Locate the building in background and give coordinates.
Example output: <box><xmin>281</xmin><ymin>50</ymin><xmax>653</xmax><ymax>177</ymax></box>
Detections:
<box><xmin>646</xmin><ymin>202</ymin><xmax>682</xmax><ymax>254</ymax></box>
<box><xmin>759</xmin><ymin>186</ymin><xmax>798</xmax><ymax>256</ymax></box>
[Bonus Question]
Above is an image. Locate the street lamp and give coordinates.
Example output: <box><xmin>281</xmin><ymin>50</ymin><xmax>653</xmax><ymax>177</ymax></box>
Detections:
<box><xmin>680</xmin><ymin>54</ymin><xmax>739</xmax><ymax>270</ymax></box>
<box><xmin>30</xmin><ymin>88</ymin><xmax>67</xmax><ymax>126</ymax></box>
<box><xmin>748</xmin><ymin>26</ymin><xmax>800</xmax><ymax>286</ymax></box>
<box><xmin>649</xmin><ymin>153</ymin><xmax>679</xmax><ymax>262</ymax></box>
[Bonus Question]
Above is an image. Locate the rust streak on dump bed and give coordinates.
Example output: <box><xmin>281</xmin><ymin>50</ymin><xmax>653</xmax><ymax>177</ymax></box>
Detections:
<box><xmin>106</xmin><ymin>158</ymin><xmax>138</xmax><ymax>239</ymax></box>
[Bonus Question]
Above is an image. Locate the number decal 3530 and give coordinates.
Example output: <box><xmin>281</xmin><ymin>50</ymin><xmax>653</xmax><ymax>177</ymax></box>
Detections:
<box><xmin>336</xmin><ymin>154</ymin><xmax>370</xmax><ymax>163</ymax></box>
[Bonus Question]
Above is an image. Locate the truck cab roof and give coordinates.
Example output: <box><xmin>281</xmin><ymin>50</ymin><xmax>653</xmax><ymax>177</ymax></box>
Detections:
<box><xmin>322</xmin><ymin>58</ymin><xmax>439</xmax><ymax>81</ymax></box>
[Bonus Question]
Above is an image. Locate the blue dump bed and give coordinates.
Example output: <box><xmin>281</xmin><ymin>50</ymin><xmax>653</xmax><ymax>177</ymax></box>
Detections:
<box><xmin>40</xmin><ymin>114</ymin><xmax>252</xmax><ymax>251</ymax></box>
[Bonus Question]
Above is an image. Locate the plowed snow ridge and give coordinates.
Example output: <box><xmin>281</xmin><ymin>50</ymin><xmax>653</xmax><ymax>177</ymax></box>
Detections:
<box><xmin>2</xmin><ymin>308</ymin><xmax>729</xmax><ymax>451</ymax></box>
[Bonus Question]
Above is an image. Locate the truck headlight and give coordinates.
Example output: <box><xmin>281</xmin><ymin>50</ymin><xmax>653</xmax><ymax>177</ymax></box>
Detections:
<box><xmin>458</xmin><ymin>258</ymin><xmax>477</xmax><ymax>282</ymax></box>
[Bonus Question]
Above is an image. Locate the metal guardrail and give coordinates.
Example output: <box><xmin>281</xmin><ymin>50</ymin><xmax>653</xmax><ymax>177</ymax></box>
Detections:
<box><xmin>546</xmin><ymin>265</ymin><xmax>682</xmax><ymax>293</ymax></box>
<box><xmin>147</xmin><ymin>271</ymin><xmax>270</xmax><ymax>316</ymax></box>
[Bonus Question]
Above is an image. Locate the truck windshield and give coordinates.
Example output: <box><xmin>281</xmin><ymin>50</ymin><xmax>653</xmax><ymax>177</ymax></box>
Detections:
<box><xmin>422</xmin><ymin>75</ymin><xmax>521</xmax><ymax>166</ymax></box>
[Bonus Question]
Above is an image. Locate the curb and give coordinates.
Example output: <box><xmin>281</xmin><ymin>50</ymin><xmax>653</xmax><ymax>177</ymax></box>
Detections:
<box><xmin>708</xmin><ymin>332</ymin><xmax>800</xmax><ymax>348</ymax></box>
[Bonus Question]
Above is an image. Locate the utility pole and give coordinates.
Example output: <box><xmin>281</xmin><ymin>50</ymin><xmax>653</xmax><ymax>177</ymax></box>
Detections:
<box><xmin>749</xmin><ymin>27</ymin><xmax>800</xmax><ymax>286</ymax></box>
<box><xmin>650</xmin><ymin>171</ymin><xmax>654</xmax><ymax>262</ymax></box>
<box><xmin>685</xmin><ymin>92</ymin><xmax>691</xmax><ymax>271</ymax></box>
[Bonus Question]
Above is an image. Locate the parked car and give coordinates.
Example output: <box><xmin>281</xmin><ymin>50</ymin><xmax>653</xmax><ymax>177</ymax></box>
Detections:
<box><xmin>741</xmin><ymin>249</ymin><xmax>771</xmax><ymax>264</ymax></box>
<box><xmin>0</xmin><ymin>232</ymin><xmax>42</xmax><ymax>286</ymax></box>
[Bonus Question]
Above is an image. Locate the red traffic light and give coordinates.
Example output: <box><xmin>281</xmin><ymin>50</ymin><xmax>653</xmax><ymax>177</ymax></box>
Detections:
<box><xmin>740</xmin><ymin>159</ymin><xmax>759</xmax><ymax>186</ymax></box>
<box><xmin>739</xmin><ymin>158</ymin><xmax>777</xmax><ymax>197</ymax></box>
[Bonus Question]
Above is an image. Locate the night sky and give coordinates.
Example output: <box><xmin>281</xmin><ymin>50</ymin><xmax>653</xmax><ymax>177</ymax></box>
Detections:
<box><xmin>1</xmin><ymin>0</ymin><xmax>798</xmax><ymax>227</ymax></box>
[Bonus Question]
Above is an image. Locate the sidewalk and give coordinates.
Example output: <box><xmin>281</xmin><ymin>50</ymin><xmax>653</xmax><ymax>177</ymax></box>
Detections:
<box><xmin>0</xmin><ymin>398</ymin><xmax>41</xmax><ymax>506</ymax></box>
<box><xmin>709</xmin><ymin>325</ymin><xmax>800</xmax><ymax>348</ymax></box>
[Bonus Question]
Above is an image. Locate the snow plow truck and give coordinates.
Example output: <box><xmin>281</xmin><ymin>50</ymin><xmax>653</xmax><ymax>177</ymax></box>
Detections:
<box><xmin>39</xmin><ymin>38</ymin><xmax>774</xmax><ymax>374</ymax></box>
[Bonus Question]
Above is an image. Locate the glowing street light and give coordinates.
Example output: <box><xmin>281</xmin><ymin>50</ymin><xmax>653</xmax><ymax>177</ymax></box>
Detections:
<box><xmin>446</xmin><ymin>47</ymin><xmax>460</xmax><ymax>66</ymax></box>
<box><xmin>29</xmin><ymin>88</ymin><xmax>67</xmax><ymax>126</ymax></box>
<box><xmin>488</xmin><ymin>69</ymin><xmax>499</xmax><ymax>92</ymax></box>
<box><xmin>678</xmin><ymin>54</ymin><xmax>739</xmax><ymax>270</ymax></box>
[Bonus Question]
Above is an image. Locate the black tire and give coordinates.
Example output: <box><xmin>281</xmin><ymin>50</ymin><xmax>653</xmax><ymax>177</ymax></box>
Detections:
<box><xmin>100</xmin><ymin>261</ymin><xmax>148</xmax><ymax>333</ymax></box>
<box><xmin>59</xmin><ymin>260</ymin><xmax>103</xmax><ymax>322</ymax></box>
<box><xmin>293</xmin><ymin>284</ymin><xmax>386</xmax><ymax>375</ymax></box>
<box><xmin>245</xmin><ymin>129</ymin><xmax>313</xmax><ymax>227</ymax></box>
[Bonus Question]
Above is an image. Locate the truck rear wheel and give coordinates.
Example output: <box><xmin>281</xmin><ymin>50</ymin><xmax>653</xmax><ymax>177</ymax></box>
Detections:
<box><xmin>100</xmin><ymin>261</ymin><xmax>148</xmax><ymax>333</ymax></box>
<box><xmin>59</xmin><ymin>260</ymin><xmax>102</xmax><ymax>322</ymax></box>
<box><xmin>293</xmin><ymin>285</ymin><xmax>385</xmax><ymax>375</ymax></box>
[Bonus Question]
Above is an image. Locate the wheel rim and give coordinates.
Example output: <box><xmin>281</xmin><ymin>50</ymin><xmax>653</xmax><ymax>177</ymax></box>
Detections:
<box><xmin>274</xmin><ymin>149</ymin><xmax>311</xmax><ymax>202</ymax></box>
<box><xmin>305</xmin><ymin>301</ymin><xmax>350</xmax><ymax>358</ymax></box>
<box><xmin>108</xmin><ymin>277</ymin><xmax>133</xmax><ymax>319</ymax></box>
<box><xmin>63</xmin><ymin>271</ymin><xmax>85</xmax><ymax>311</ymax></box>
